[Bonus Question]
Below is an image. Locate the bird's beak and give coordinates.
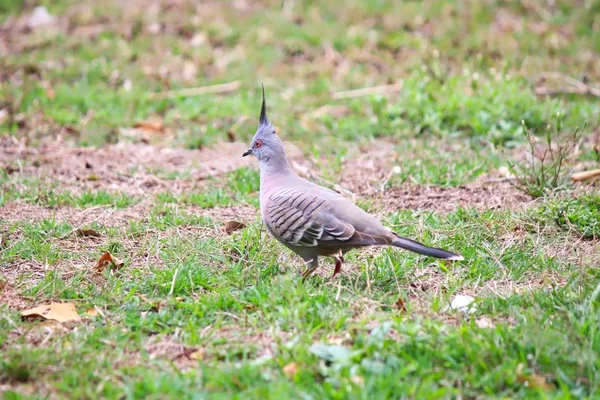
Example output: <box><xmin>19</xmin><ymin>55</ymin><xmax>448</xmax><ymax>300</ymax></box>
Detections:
<box><xmin>242</xmin><ymin>149</ymin><xmax>252</xmax><ymax>157</ymax></box>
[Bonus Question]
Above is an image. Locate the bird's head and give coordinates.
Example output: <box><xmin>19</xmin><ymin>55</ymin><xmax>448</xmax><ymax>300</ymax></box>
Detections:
<box><xmin>243</xmin><ymin>86</ymin><xmax>285</xmax><ymax>164</ymax></box>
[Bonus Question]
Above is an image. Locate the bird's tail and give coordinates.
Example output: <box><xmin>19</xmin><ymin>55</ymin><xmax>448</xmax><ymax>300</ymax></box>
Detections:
<box><xmin>392</xmin><ymin>235</ymin><xmax>463</xmax><ymax>261</ymax></box>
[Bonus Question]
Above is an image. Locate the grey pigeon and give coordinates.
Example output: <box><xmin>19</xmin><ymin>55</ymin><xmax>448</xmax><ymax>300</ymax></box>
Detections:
<box><xmin>243</xmin><ymin>87</ymin><xmax>463</xmax><ymax>278</ymax></box>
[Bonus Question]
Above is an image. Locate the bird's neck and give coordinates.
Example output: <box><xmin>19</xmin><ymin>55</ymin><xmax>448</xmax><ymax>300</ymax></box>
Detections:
<box><xmin>259</xmin><ymin>153</ymin><xmax>294</xmax><ymax>178</ymax></box>
<box><xmin>258</xmin><ymin>153</ymin><xmax>296</xmax><ymax>204</ymax></box>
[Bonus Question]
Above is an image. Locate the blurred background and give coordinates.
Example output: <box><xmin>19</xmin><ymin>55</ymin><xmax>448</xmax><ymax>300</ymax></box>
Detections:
<box><xmin>1</xmin><ymin>1</ymin><xmax>598</xmax><ymax>157</ymax></box>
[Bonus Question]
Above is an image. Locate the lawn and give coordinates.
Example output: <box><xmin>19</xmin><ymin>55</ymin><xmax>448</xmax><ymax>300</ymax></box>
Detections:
<box><xmin>1</xmin><ymin>0</ymin><xmax>600</xmax><ymax>398</ymax></box>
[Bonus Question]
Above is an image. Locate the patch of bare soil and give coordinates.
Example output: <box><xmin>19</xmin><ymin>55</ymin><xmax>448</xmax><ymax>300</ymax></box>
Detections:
<box><xmin>383</xmin><ymin>181</ymin><xmax>532</xmax><ymax>213</ymax></box>
<box><xmin>2</xmin><ymin>141</ymin><xmax>251</xmax><ymax>195</ymax></box>
<box><xmin>337</xmin><ymin>140</ymin><xmax>395</xmax><ymax>196</ymax></box>
<box><xmin>0</xmin><ymin>201</ymin><xmax>256</xmax><ymax>228</ymax></box>
<box><xmin>335</xmin><ymin>140</ymin><xmax>532</xmax><ymax>212</ymax></box>
<box><xmin>2</xmin><ymin>139</ymin><xmax>306</xmax><ymax>196</ymax></box>
<box><xmin>0</xmin><ymin>201</ymin><xmax>152</xmax><ymax>226</ymax></box>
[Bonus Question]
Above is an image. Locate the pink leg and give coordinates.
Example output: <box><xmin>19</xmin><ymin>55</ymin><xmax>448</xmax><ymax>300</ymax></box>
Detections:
<box><xmin>332</xmin><ymin>256</ymin><xmax>344</xmax><ymax>278</ymax></box>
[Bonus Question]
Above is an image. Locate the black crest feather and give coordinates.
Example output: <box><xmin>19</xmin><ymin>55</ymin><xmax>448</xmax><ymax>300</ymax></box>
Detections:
<box><xmin>259</xmin><ymin>84</ymin><xmax>268</xmax><ymax>126</ymax></box>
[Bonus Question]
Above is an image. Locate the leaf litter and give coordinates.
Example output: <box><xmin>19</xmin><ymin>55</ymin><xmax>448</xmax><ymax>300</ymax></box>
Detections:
<box><xmin>21</xmin><ymin>303</ymin><xmax>81</xmax><ymax>323</ymax></box>
<box><xmin>94</xmin><ymin>251</ymin><xmax>124</xmax><ymax>273</ymax></box>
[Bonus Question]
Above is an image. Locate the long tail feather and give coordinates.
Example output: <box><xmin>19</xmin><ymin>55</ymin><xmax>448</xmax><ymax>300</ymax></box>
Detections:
<box><xmin>392</xmin><ymin>235</ymin><xmax>463</xmax><ymax>260</ymax></box>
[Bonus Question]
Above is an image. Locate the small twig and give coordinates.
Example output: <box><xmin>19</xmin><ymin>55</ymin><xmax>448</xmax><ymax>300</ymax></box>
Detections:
<box><xmin>169</xmin><ymin>267</ymin><xmax>180</xmax><ymax>296</ymax></box>
<box><xmin>149</xmin><ymin>81</ymin><xmax>241</xmax><ymax>99</ymax></box>
<box><xmin>332</xmin><ymin>82</ymin><xmax>403</xmax><ymax>100</ymax></box>
<box><xmin>535</xmin><ymin>72</ymin><xmax>600</xmax><ymax>97</ymax></box>
<box><xmin>571</xmin><ymin>169</ymin><xmax>600</xmax><ymax>182</ymax></box>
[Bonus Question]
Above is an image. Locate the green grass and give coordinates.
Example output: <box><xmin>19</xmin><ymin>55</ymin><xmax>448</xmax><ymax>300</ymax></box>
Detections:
<box><xmin>2</xmin><ymin>203</ymin><xmax>599</xmax><ymax>397</ymax></box>
<box><xmin>536</xmin><ymin>194</ymin><xmax>600</xmax><ymax>239</ymax></box>
<box><xmin>2</xmin><ymin>0</ymin><xmax>600</xmax><ymax>398</ymax></box>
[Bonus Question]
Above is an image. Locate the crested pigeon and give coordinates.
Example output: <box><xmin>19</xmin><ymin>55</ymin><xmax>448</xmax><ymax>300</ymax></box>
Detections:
<box><xmin>243</xmin><ymin>87</ymin><xmax>463</xmax><ymax>279</ymax></box>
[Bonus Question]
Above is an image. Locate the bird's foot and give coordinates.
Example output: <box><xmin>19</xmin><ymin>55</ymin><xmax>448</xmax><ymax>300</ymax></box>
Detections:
<box><xmin>301</xmin><ymin>267</ymin><xmax>317</xmax><ymax>282</ymax></box>
<box><xmin>331</xmin><ymin>256</ymin><xmax>344</xmax><ymax>278</ymax></box>
<box><xmin>301</xmin><ymin>258</ymin><xmax>318</xmax><ymax>281</ymax></box>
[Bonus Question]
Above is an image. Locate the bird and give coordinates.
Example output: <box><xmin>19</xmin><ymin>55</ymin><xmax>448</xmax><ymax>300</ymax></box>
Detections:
<box><xmin>242</xmin><ymin>87</ymin><xmax>463</xmax><ymax>279</ymax></box>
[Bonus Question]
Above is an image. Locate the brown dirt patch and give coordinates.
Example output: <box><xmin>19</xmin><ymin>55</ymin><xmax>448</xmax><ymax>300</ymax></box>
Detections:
<box><xmin>2</xmin><ymin>141</ymin><xmax>253</xmax><ymax>196</ymax></box>
<box><xmin>0</xmin><ymin>201</ymin><xmax>256</xmax><ymax>228</ymax></box>
<box><xmin>2</xmin><ymin>139</ymin><xmax>306</xmax><ymax>196</ymax></box>
<box><xmin>0</xmin><ymin>201</ymin><xmax>152</xmax><ymax>226</ymax></box>
<box><xmin>337</xmin><ymin>140</ymin><xmax>396</xmax><ymax>196</ymax></box>
<box><xmin>334</xmin><ymin>139</ymin><xmax>532</xmax><ymax>213</ymax></box>
<box><xmin>383</xmin><ymin>180</ymin><xmax>533</xmax><ymax>213</ymax></box>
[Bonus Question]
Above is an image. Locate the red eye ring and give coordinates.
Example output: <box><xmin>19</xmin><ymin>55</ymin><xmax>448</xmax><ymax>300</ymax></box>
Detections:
<box><xmin>254</xmin><ymin>139</ymin><xmax>263</xmax><ymax>148</ymax></box>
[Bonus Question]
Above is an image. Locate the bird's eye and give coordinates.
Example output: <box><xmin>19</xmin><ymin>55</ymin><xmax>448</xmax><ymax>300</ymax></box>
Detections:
<box><xmin>254</xmin><ymin>139</ymin><xmax>263</xmax><ymax>148</ymax></box>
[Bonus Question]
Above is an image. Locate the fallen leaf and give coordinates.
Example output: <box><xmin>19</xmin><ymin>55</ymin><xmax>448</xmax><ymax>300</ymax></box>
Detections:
<box><xmin>226</xmin><ymin>130</ymin><xmax>236</xmax><ymax>142</ymax></box>
<box><xmin>189</xmin><ymin>349</ymin><xmax>205</xmax><ymax>360</ymax></box>
<box><xmin>498</xmin><ymin>166</ymin><xmax>514</xmax><ymax>178</ymax></box>
<box><xmin>133</xmin><ymin>119</ymin><xmax>164</xmax><ymax>134</ymax></box>
<box><xmin>516</xmin><ymin>364</ymin><xmax>555</xmax><ymax>390</ymax></box>
<box><xmin>224</xmin><ymin>220</ymin><xmax>246</xmax><ymax>235</ymax></box>
<box><xmin>0</xmin><ymin>280</ymin><xmax>7</xmax><ymax>293</ymax></box>
<box><xmin>395</xmin><ymin>296</ymin><xmax>407</xmax><ymax>312</ymax></box>
<box><xmin>444</xmin><ymin>295</ymin><xmax>477</xmax><ymax>314</ymax></box>
<box><xmin>282</xmin><ymin>362</ymin><xmax>299</xmax><ymax>378</ymax></box>
<box><xmin>309</xmin><ymin>343</ymin><xmax>353</xmax><ymax>364</ymax></box>
<box><xmin>84</xmin><ymin>307</ymin><xmax>99</xmax><ymax>317</ymax></box>
<box><xmin>137</xmin><ymin>294</ymin><xmax>161</xmax><ymax>312</ymax></box>
<box><xmin>2</xmin><ymin>164</ymin><xmax>18</xmax><ymax>174</ymax></box>
<box><xmin>475</xmin><ymin>316</ymin><xmax>494</xmax><ymax>329</ymax></box>
<box><xmin>77</xmin><ymin>228</ymin><xmax>101</xmax><ymax>238</ymax></box>
<box><xmin>21</xmin><ymin>303</ymin><xmax>81</xmax><ymax>323</ymax></box>
<box><xmin>94</xmin><ymin>251</ymin><xmax>124</xmax><ymax>273</ymax></box>
<box><xmin>326</xmin><ymin>335</ymin><xmax>344</xmax><ymax>345</ymax></box>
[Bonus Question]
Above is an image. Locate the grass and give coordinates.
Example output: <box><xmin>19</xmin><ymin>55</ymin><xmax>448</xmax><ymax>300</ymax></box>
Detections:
<box><xmin>1</xmin><ymin>0</ymin><xmax>600</xmax><ymax>398</ymax></box>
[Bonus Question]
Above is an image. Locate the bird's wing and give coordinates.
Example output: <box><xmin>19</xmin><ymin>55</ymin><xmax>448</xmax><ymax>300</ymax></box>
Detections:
<box><xmin>266</xmin><ymin>188</ymin><xmax>391</xmax><ymax>247</ymax></box>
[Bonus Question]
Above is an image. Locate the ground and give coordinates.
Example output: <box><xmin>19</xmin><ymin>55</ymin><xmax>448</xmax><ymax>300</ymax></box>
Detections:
<box><xmin>1</xmin><ymin>0</ymin><xmax>600</xmax><ymax>398</ymax></box>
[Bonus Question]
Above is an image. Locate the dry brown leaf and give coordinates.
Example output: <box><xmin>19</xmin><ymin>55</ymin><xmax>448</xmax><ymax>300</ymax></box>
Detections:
<box><xmin>77</xmin><ymin>228</ymin><xmax>101</xmax><ymax>238</ymax></box>
<box><xmin>189</xmin><ymin>349</ymin><xmax>205</xmax><ymax>360</ymax></box>
<box><xmin>283</xmin><ymin>362</ymin><xmax>299</xmax><ymax>378</ymax></box>
<box><xmin>516</xmin><ymin>364</ymin><xmax>555</xmax><ymax>390</ymax></box>
<box><xmin>395</xmin><ymin>296</ymin><xmax>407</xmax><ymax>312</ymax></box>
<box><xmin>224</xmin><ymin>220</ymin><xmax>246</xmax><ymax>235</ymax></box>
<box><xmin>226</xmin><ymin>130</ymin><xmax>236</xmax><ymax>142</ymax></box>
<box><xmin>133</xmin><ymin>119</ymin><xmax>164</xmax><ymax>134</ymax></box>
<box><xmin>327</xmin><ymin>335</ymin><xmax>344</xmax><ymax>345</ymax></box>
<box><xmin>84</xmin><ymin>307</ymin><xmax>99</xmax><ymax>317</ymax></box>
<box><xmin>21</xmin><ymin>302</ymin><xmax>81</xmax><ymax>323</ymax></box>
<box><xmin>94</xmin><ymin>251</ymin><xmax>124</xmax><ymax>273</ymax></box>
<box><xmin>0</xmin><ymin>280</ymin><xmax>7</xmax><ymax>293</ymax></box>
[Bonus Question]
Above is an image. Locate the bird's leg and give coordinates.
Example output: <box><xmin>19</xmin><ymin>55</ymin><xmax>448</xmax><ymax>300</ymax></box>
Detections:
<box><xmin>332</xmin><ymin>255</ymin><xmax>345</xmax><ymax>278</ymax></box>
<box><xmin>301</xmin><ymin>257</ymin><xmax>319</xmax><ymax>281</ymax></box>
